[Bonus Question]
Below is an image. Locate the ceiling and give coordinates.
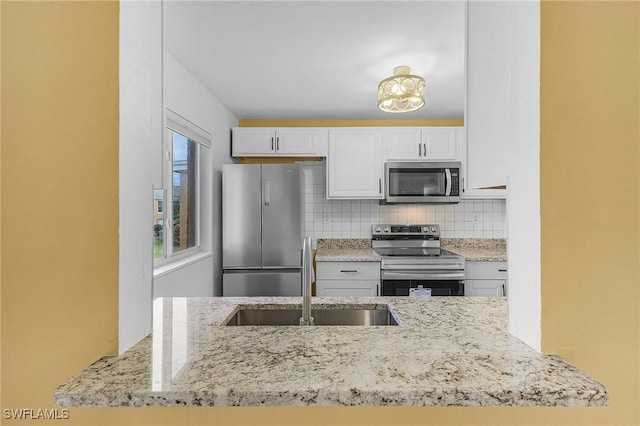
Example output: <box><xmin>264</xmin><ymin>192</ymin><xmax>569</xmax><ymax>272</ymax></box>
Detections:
<box><xmin>164</xmin><ymin>1</ymin><xmax>466</xmax><ymax>120</ymax></box>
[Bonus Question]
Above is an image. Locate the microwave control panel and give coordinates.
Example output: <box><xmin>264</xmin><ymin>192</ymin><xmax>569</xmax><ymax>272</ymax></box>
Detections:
<box><xmin>450</xmin><ymin>169</ymin><xmax>460</xmax><ymax>196</ymax></box>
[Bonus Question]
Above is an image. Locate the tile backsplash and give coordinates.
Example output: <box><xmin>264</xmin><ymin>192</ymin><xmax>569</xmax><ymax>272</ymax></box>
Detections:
<box><xmin>300</xmin><ymin>160</ymin><xmax>505</xmax><ymax>244</ymax></box>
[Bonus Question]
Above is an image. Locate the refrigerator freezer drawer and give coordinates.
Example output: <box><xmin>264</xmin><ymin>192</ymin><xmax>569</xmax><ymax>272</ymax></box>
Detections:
<box><xmin>223</xmin><ymin>270</ymin><xmax>302</xmax><ymax>297</ymax></box>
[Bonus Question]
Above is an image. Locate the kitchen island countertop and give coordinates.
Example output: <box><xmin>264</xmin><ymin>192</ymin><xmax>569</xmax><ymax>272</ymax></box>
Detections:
<box><xmin>55</xmin><ymin>296</ymin><xmax>606</xmax><ymax>408</ymax></box>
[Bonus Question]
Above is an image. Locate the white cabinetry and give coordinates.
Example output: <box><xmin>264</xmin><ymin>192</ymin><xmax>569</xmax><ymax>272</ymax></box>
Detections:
<box><xmin>326</xmin><ymin>128</ymin><xmax>384</xmax><ymax>199</ymax></box>
<box><xmin>465</xmin><ymin>261</ymin><xmax>507</xmax><ymax>297</ymax></box>
<box><xmin>464</xmin><ymin>1</ymin><xmax>509</xmax><ymax>198</ymax></box>
<box><xmin>316</xmin><ymin>261</ymin><xmax>380</xmax><ymax>297</ymax></box>
<box><xmin>232</xmin><ymin>127</ymin><xmax>328</xmax><ymax>157</ymax></box>
<box><xmin>384</xmin><ymin>127</ymin><xmax>460</xmax><ymax>161</ymax></box>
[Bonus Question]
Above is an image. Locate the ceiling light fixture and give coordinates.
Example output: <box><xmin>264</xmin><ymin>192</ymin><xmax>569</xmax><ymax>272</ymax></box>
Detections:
<box><xmin>377</xmin><ymin>66</ymin><xmax>426</xmax><ymax>113</ymax></box>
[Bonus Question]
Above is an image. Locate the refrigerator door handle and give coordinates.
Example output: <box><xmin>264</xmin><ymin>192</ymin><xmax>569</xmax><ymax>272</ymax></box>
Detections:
<box><xmin>264</xmin><ymin>179</ymin><xmax>271</xmax><ymax>206</ymax></box>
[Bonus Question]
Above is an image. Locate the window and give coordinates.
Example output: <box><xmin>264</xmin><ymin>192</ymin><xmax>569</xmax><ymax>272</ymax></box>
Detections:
<box><xmin>153</xmin><ymin>190</ymin><xmax>165</xmax><ymax>260</ymax></box>
<box><xmin>170</xmin><ymin>131</ymin><xmax>198</xmax><ymax>254</ymax></box>
<box><xmin>154</xmin><ymin>110</ymin><xmax>211</xmax><ymax>265</ymax></box>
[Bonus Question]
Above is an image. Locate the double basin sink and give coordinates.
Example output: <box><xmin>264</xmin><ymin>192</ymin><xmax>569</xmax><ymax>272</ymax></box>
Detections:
<box><xmin>225</xmin><ymin>306</ymin><xmax>401</xmax><ymax>326</ymax></box>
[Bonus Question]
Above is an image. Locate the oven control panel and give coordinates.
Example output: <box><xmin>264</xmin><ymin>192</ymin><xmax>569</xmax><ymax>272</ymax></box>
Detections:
<box><xmin>371</xmin><ymin>224</ymin><xmax>440</xmax><ymax>237</ymax></box>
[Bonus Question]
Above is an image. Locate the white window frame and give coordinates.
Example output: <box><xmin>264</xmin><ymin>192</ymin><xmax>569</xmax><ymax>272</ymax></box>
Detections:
<box><xmin>154</xmin><ymin>109</ymin><xmax>212</xmax><ymax>268</ymax></box>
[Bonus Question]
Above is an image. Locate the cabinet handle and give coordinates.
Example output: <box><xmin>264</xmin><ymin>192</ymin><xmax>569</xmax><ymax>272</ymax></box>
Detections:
<box><xmin>501</xmin><ymin>283</ymin><xmax>506</xmax><ymax>297</ymax></box>
<box><xmin>376</xmin><ymin>284</ymin><xmax>379</xmax><ymax>296</ymax></box>
<box><xmin>379</xmin><ymin>178</ymin><xmax>382</xmax><ymax>194</ymax></box>
<box><xmin>498</xmin><ymin>269</ymin><xmax>507</xmax><ymax>272</ymax></box>
<box><xmin>418</xmin><ymin>142</ymin><xmax>422</xmax><ymax>157</ymax></box>
<box><xmin>263</xmin><ymin>180</ymin><xmax>271</xmax><ymax>206</ymax></box>
<box><xmin>340</xmin><ymin>270</ymin><xmax>358</xmax><ymax>273</ymax></box>
<box><xmin>276</xmin><ymin>136</ymin><xmax>280</xmax><ymax>151</ymax></box>
<box><xmin>271</xmin><ymin>137</ymin><xmax>274</xmax><ymax>151</ymax></box>
<box><xmin>423</xmin><ymin>143</ymin><xmax>427</xmax><ymax>157</ymax></box>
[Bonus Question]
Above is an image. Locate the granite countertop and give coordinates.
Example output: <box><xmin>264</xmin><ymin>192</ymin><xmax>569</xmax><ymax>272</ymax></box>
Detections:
<box><xmin>55</xmin><ymin>297</ymin><xmax>607</xmax><ymax>408</ymax></box>
<box><xmin>441</xmin><ymin>238</ymin><xmax>507</xmax><ymax>261</ymax></box>
<box><xmin>315</xmin><ymin>238</ymin><xmax>381</xmax><ymax>262</ymax></box>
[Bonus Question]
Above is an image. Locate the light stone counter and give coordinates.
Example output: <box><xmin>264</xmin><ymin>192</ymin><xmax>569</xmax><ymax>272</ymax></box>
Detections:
<box><xmin>315</xmin><ymin>238</ymin><xmax>381</xmax><ymax>262</ymax></box>
<box><xmin>315</xmin><ymin>248</ymin><xmax>381</xmax><ymax>262</ymax></box>
<box><xmin>55</xmin><ymin>297</ymin><xmax>607</xmax><ymax>407</ymax></box>
<box><xmin>441</xmin><ymin>238</ymin><xmax>507</xmax><ymax>261</ymax></box>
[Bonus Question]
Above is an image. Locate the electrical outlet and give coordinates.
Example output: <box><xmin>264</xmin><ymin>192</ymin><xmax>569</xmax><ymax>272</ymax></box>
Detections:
<box><xmin>322</xmin><ymin>212</ymin><xmax>330</xmax><ymax>224</ymax></box>
<box><xmin>472</xmin><ymin>213</ymin><xmax>481</xmax><ymax>223</ymax></box>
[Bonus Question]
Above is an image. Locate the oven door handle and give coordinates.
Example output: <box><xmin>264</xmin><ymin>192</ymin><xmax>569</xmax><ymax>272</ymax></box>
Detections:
<box><xmin>382</xmin><ymin>263</ymin><xmax>464</xmax><ymax>270</ymax></box>
<box><xmin>381</xmin><ymin>271</ymin><xmax>465</xmax><ymax>280</ymax></box>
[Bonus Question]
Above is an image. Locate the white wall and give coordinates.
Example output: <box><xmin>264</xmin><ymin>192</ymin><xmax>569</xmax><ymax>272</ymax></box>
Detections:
<box><xmin>153</xmin><ymin>255</ymin><xmax>214</xmax><ymax>296</ymax></box>
<box><xmin>506</xmin><ymin>1</ymin><xmax>541</xmax><ymax>351</ymax></box>
<box><xmin>119</xmin><ymin>0</ymin><xmax>162</xmax><ymax>354</ymax></box>
<box><xmin>300</xmin><ymin>160</ymin><xmax>505</xmax><ymax>246</ymax></box>
<box><xmin>156</xmin><ymin>53</ymin><xmax>238</xmax><ymax>298</ymax></box>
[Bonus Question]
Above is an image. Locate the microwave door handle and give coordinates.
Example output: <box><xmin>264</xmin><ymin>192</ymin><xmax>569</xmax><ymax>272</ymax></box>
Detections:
<box><xmin>445</xmin><ymin>168</ymin><xmax>452</xmax><ymax>196</ymax></box>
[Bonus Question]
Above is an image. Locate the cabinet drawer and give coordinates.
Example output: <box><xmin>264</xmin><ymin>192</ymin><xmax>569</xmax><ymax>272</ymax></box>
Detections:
<box><xmin>316</xmin><ymin>280</ymin><xmax>380</xmax><ymax>297</ymax></box>
<box><xmin>465</xmin><ymin>261</ymin><xmax>507</xmax><ymax>280</ymax></box>
<box><xmin>316</xmin><ymin>261</ymin><xmax>380</xmax><ymax>280</ymax></box>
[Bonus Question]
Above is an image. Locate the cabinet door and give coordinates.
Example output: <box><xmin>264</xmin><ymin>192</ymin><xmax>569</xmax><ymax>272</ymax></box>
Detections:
<box><xmin>465</xmin><ymin>279</ymin><xmax>506</xmax><ymax>297</ymax></box>
<box><xmin>465</xmin><ymin>261</ymin><xmax>507</xmax><ymax>280</ymax></box>
<box><xmin>232</xmin><ymin>128</ymin><xmax>276</xmax><ymax>156</ymax></box>
<box><xmin>384</xmin><ymin>128</ymin><xmax>421</xmax><ymax>160</ymax></box>
<box><xmin>316</xmin><ymin>280</ymin><xmax>379</xmax><ymax>297</ymax></box>
<box><xmin>422</xmin><ymin>128</ymin><xmax>457</xmax><ymax>160</ymax></box>
<box><xmin>465</xmin><ymin>1</ymin><xmax>509</xmax><ymax>190</ymax></box>
<box><xmin>275</xmin><ymin>128</ymin><xmax>328</xmax><ymax>156</ymax></box>
<box><xmin>327</xmin><ymin>129</ymin><xmax>383</xmax><ymax>199</ymax></box>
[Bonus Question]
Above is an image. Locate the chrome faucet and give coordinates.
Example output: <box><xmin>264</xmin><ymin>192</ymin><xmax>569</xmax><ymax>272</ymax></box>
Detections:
<box><xmin>300</xmin><ymin>236</ymin><xmax>315</xmax><ymax>326</ymax></box>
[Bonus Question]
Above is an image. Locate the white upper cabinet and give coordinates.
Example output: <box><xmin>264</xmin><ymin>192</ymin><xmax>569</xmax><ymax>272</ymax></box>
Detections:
<box><xmin>384</xmin><ymin>127</ymin><xmax>460</xmax><ymax>161</ymax></box>
<box><xmin>464</xmin><ymin>1</ymin><xmax>509</xmax><ymax>198</ymax></box>
<box><xmin>327</xmin><ymin>128</ymin><xmax>384</xmax><ymax>199</ymax></box>
<box><xmin>232</xmin><ymin>127</ymin><xmax>328</xmax><ymax>157</ymax></box>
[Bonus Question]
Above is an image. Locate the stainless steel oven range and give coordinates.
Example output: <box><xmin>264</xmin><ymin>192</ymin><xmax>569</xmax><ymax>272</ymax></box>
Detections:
<box><xmin>371</xmin><ymin>224</ymin><xmax>465</xmax><ymax>296</ymax></box>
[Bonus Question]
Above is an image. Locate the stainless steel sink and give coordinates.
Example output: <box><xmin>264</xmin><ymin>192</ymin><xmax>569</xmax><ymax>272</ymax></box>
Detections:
<box><xmin>224</xmin><ymin>307</ymin><xmax>401</xmax><ymax>326</ymax></box>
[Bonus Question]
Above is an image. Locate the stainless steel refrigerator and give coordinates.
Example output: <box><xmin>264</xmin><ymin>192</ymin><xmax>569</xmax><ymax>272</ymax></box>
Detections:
<box><xmin>222</xmin><ymin>163</ymin><xmax>302</xmax><ymax>296</ymax></box>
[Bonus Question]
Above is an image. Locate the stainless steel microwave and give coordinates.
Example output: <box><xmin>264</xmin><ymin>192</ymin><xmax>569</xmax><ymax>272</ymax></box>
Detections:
<box><xmin>384</xmin><ymin>161</ymin><xmax>461</xmax><ymax>204</ymax></box>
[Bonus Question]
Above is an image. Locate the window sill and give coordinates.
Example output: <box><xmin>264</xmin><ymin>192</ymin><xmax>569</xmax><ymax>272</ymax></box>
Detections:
<box><xmin>153</xmin><ymin>252</ymin><xmax>213</xmax><ymax>279</ymax></box>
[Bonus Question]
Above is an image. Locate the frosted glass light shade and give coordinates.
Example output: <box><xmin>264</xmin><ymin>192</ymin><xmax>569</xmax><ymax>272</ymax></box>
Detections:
<box><xmin>377</xmin><ymin>66</ymin><xmax>426</xmax><ymax>113</ymax></box>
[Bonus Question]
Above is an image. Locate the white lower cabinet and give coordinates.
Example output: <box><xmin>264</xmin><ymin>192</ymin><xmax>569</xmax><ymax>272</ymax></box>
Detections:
<box><xmin>465</xmin><ymin>261</ymin><xmax>507</xmax><ymax>297</ymax></box>
<box><xmin>316</xmin><ymin>261</ymin><xmax>380</xmax><ymax>297</ymax></box>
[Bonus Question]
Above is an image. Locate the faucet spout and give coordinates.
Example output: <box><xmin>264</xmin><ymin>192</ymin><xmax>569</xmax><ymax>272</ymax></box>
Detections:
<box><xmin>300</xmin><ymin>236</ymin><xmax>314</xmax><ymax>326</ymax></box>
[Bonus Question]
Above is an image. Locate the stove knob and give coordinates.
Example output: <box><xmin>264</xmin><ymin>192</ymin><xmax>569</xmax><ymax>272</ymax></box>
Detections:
<box><xmin>383</xmin><ymin>226</ymin><xmax>391</xmax><ymax>233</ymax></box>
<box><xmin>422</xmin><ymin>226</ymin><xmax>429</xmax><ymax>233</ymax></box>
<box><xmin>374</xmin><ymin>226</ymin><xmax>381</xmax><ymax>233</ymax></box>
<box><xmin>431</xmin><ymin>226</ymin><xmax>437</xmax><ymax>233</ymax></box>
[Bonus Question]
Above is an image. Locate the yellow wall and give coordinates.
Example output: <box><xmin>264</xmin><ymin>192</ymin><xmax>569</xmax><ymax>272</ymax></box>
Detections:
<box><xmin>239</xmin><ymin>119</ymin><xmax>464</xmax><ymax>127</ymax></box>
<box><xmin>539</xmin><ymin>2</ymin><xmax>640</xmax><ymax>425</ymax></box>
<box><xmin>1</xmin><ymin>2</ymin><xmax>638</xmax><ymax>426</ymax></box>
<box><xmin>1</xmin><ymin>0</ymin><xmax>120</xmax><ymax>420</ymax></box>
